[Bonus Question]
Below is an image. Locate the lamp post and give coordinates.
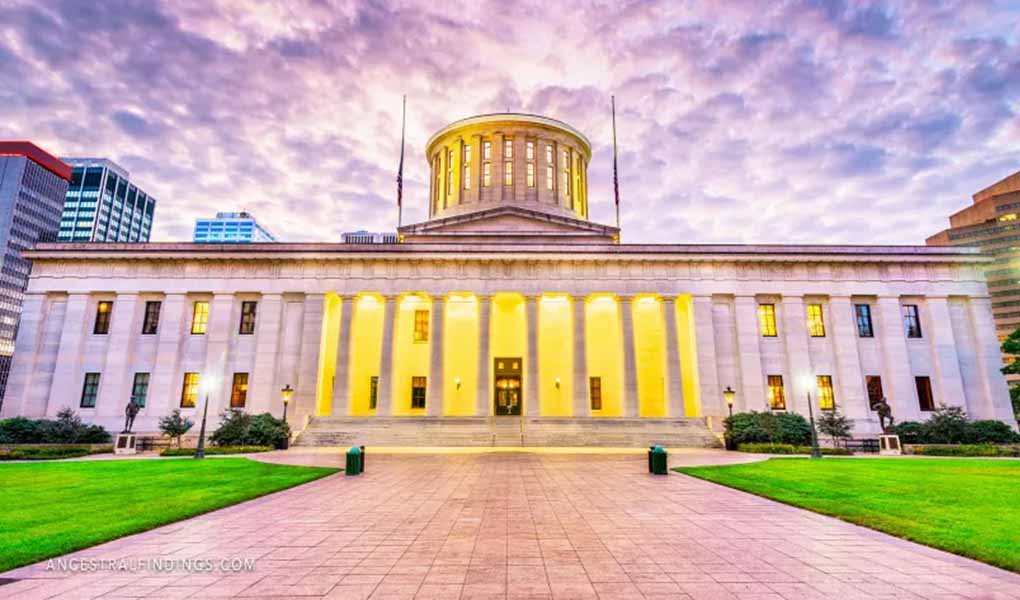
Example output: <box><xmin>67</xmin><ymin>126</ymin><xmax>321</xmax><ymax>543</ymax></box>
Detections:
<box><xmin>799</xmin><ymin>375</ymin><xmax>823</xmax><ymax>459</ymax></box>
<box><xmin>280</xmin><ymin>384</ymin><xmax>294</xmax><ymax>450</ymax></box>
<box><xmin>195</xmin><ymin>374</ymin><xmax>219</xmax><ymax>460</ymax></box>
<box><xmin>723</xmin><ymin>386</ymin><xmax>736</xmax><ymax>450</ymax></box>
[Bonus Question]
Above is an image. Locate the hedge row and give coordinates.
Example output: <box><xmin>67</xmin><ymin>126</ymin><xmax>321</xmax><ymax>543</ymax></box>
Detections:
<box><xmin>907</xmin><ymin>444</ymin><xmax>1020</xmax><ymax>457</ymax></box>
<box><xmin>736</xmin><ymin>443</ymin><xmax>853</xmax><ymax>455</ymax></box>
<box><xmin>160</xmin><ymin>445</ymin><xmax>274</xmax><ymax>457</ymax></box>
<box><xmin>0</xmin><ymin>444</ymin><xmax>114</xmax><ymax>461</ymax></box>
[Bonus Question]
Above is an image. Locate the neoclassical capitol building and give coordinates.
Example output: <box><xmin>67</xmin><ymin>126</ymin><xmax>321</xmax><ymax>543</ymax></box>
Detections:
<box><xmin>2</xmin><ymin>114</ymin><xmax>1016</xmax><ymax>445</ymax></box>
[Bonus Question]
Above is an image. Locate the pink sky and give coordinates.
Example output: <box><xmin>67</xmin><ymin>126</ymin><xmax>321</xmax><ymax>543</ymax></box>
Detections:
<box><xmin>2</xmin><ymin>0</ymin><xmax>1018</xmax><ymax>244</ymax></box>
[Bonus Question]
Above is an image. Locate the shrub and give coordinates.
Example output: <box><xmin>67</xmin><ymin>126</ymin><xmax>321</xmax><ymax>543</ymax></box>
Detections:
<box><xmin>0</xmin><ymin>410</ymin><xmax>110</xmax><ymax>444</ymax></box>
<box><xmin>910</xmin><ymin>444</ymin><xmax>1020</xmax><ymax>457</ymax></box>
<box><xmin>922</xmin><ymin>405</ymin><xmax>969</xmax><ymax>444</ymax></box>
<box><xmin>725</xmin><ymin>411</ymin><xmax>812</xmax><ymax>446</ymax></box>
<box><xmin>0</xmin><ymin>444</ymin><xmax>112</xmax><ymax>461</ymax></box>
<box><xmin>160</xmin><ymin>445</ymin><xmax>273</xmax><ymax>457</ymax></box>
<box><xmin>0</xmin><ymin>417</ymin><xmax>44</xmax><ymax>444</ymax></box>
<box><xmin>817</xmin><ymin>406</ymin><xmax>853</xmax><ymax>446</ymax></box>
<box><xmin>889</xmin><ymin>421</ymin><xmax>924</xmax><ymax>444</ymax></box>
<box><xmin>964</xmin><ymin>420</ymin><xmax>1020</xmax><ymax>444</ymax></box>
<box><xmin>737</xmin><ymin>443</ymin><xmax>852</xmax><ymax>455</ymax></box>
<box><xmin>210</xmin><ymin>410</ymin><xmax>290</xmax><ymax>449</ymax></box>
<box><xmin>158</xmin><ymin>410</ymin><xmax>194</xmax><ymax>448</ymax></box>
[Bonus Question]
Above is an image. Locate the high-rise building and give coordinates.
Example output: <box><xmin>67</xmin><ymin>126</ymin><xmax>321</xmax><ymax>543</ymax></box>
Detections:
<box><xmin>0</xmin><ymin>142</ymin><xmax>71</xmax><ymax>404</ymax></box>
<box><xmin>193</xmin><ymin>212</ymin><xmax>277</xmax><ymax>243</ymax></box>
<box><xmin>927</xmin><ymin>171</ymin><xmax>1020</xmax><ymax>373</ymax></box>
<box><xmin>341</xmin><ymin>230</ymin><xmax>398</xmax><ymax>244</ymax></box>
<box><xmin>59</xmin><ymin>158</ymin><xmax>155</xmax><ymax>242</ymax></box>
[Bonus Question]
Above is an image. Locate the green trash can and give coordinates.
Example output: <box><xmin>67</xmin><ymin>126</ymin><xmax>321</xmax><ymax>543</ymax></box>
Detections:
<box><xmin>345</xmin><ymin>446</ymin><xmax>362</xmax><ymax>476</ymax></box>
<box><xmin>650</xmin><ymin>445</ymin><xmax>668</xmax><ymax>475</ymax></box>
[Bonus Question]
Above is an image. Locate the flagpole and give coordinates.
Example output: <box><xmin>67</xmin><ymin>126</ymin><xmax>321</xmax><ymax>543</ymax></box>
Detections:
<box><xmin>612</xmin><ymin>95</ymin><xmax>621</xmax><ymax>237</ymax></box>
<box><xmin>397</xmin><ymin>94</ymin><xmax>406</xmax><ymax>230</ymax></box>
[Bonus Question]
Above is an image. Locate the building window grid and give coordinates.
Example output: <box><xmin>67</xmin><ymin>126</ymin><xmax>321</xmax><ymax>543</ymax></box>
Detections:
<box><xmin>916</xmin><ymin>376</ymin><xmax>934</xmax><ymax>411</ymax></box>
<box><xmin>80</xmin><ymin>372</ymin><xmax>100</xmax><ymax>408</ymax></box>
<box><xmin>589</xmin><ymin>376</ymin><xmax>602</xmax><ymax>410</ymax></box>
<box><xmin>369</xmin><ymin>376</ymin><xmax>379</xmax><ymax>410</ymax></box>
<box><xmin>866</xmin><ymin>375</ymin><xmax>883</xmax><ymax>410</ymax></box>
<box><xmin>482</xmin><ymin>141</ymin><xmax>491</xmax><ymax>161</ymax></box>
<box><xmin>817</xmin><ymin>375</ymin><xmax>835</xmax><ymax>411</ymax></box>
<box><xmin>758</xmin><ymin>304</ymin><xmax>778</xmax><ymax>337</ymax></box>
<box><xmin>447</xmin><ymin>149</ymin><xmax>454</xmax><ymax>196</ymax></box>
<box><xmin>807</xmin><ymin>304</ymin><xmax>826</xmax><ymax>337</ymax></box>
<box><xmin>131</xmin><ymin>372</ymin><xmax>149</xmax><ymax>407</ymax></box>
<box><xmin>483</xmin><ymin>162</ymin><xmax>491</xmax><ymax>187</ymax></box>
<box><xmin>230</xmin><ymin>372</ymin><xmax>249</xmax><ymax>408</ymax></box>
<box><xmin>504</xmin><ymin>161</ymin><xmax>513</xmax><ymax>186</ymax></box>
<box><xmin>767</xmin><ymin>375</ymin><xmax>786</xmax><ymax>410</ymax></box>
<box><xmin>413</xmin><ymin>309</ymin><xmax>429</xmax><ymax>342</ymax></box>
<box><xmin>462</xmin><ymin>144</ymin><xmax>471</xmax><ymax>190</ymax></box>
<box><xmin>191</xmin><ymin>301</ymin><xmax>209</xmax><ymax>334</ymax></box>
<box><xmin>503</xmin><ymin>138</ymin><xmax>513</xmax><ymax>159</ymax></box>
<box><xmin>411</xmin><ymin>376</ymin><xmax>427</xmax><ymax>409</ymax></box>
<box><xmin>903</xmin><ymin>304</ymin><xmax>922</xmax><ymax>338</ymax></box>
<box><xmin>526</xmin><ymin>163</ymin><xmax>535</xmax><ymax>188</ymax></box>
<box><xmin>180</xmin><ymin>372</ymin><xmax>200</xmax><ymax>408</ymax></box>
<box><xmin>239</xmin><ymin>301</ymin><xmax>257</xmax><ymax>335</ymax></box>
<box><xmin>94</xmin><ymin>301</ymin><xmax>112</xmax><ymax>334</ymax></box>
<box><xmin>855</xmin><ymin>304</ymin><xmax>874</xmax><ymax>337</ymax></box>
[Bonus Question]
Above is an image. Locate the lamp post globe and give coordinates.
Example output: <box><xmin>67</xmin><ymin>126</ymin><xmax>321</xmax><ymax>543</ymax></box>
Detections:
<box><xmin>722</xmin><ymin>386</ymin><xmax>736</xmax><ymax>450</ymax></box>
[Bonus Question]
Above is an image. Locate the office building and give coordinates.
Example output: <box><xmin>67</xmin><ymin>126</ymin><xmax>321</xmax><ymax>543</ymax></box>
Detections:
<box><xmin>341</xmin><ymin>231</ymin><xmax>398</xmax><ymax>244</ymax></box>
<box><xmin>59</xmin><ymin>158</ymin><xmax>155</xmax><ymax>242</ymax></box>
<box><xmin>193</xmin><ymin>212</ymin><xmax>276</xmax><ymax>243</ymax></box>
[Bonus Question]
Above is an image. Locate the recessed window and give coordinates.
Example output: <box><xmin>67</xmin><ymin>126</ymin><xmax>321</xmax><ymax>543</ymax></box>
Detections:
<box><xmin>447</xmin><ymin>149</ymin><xmax>454</xmax><ymax>195</ymax></box>
<box><xmin>758</xmin><ymin>303</ymin><xmax>778</xmax><ymax>337</ymax></box>
<box><xmin>589</xmin><ymin>376</ymin><xmax>602</xmax><ymax>410</ymax></box>
<box><xmin>767</xmin><ymin>375</ymin><xmax>786</xmax><ymax>410</ymax></box>
<box><xmin>526</xmin><ymin>163</ymin><xmax>535</xmax><ymax>187</ymax></box>
<box><xmin>239</xmin><ymin>301</ymin><xmax>257</xmax><ymax>335</ymax></box>
<box><xmin>483</xmin><ymin>162</ymin><xmax>491</xmax><ymax>187</ymax></box>
<box><xmin>903</xmin><ymin>304</ymin><xmax>922</xmax><ymax>338</ymax></box>
<box><xmin>866</xmin><ymin>375</ymin><xmax>883</xmax><ymax>410</ymax></box>
<box><xmin>545</xmin><ymin>144</ymin><xmax>553</xmax><ymax>164</ymax></box>
<box><xmin>180</xmin><ymin>372</ymin><xmax>200</xmax><ymax>408</ymax></box>
<box><xmin>916</xmin><ymin>376</ymin><xmax>934</xmax><ymax>411</ymax></box>
<box><xmin>191</xmin><ymin>301</ymin><xmax>209</xmax><ymax>334</ymax></box>
<box><xmin>482</xmin><ymin>141</ymin><xmax>491</xmax><ymax>161</ymax></box>
<box><xmin>546</xmin><ymin>164</ymin><xmax>554</xmax><ymax>190</ymax></box>
<box><xmin>369</xmin><ymin>375</ymin><xmax>379</xmax><ymax>410</ymax></box>
<box><xmin>411</xmin><ymin>376</ymin><xmax>426</xmax><ymax>409</ymax></box>
<box><xmin>230</xmin><ymin>372</ymin><xmax>249</xmax><ymax>408</ymax></box>
<box><xmin>94</xmin><ymin>301</ymin><xmax>112</xmax><ymax>334</ymax></box>
<box><xmin>855</xmin><ymin>304</ymin><xmax>874</xmax><ymax>338</ymax></box>
<box><xmin>132</xmin><ymin>372</ymin><xmax>149</xmax><ymax>407</ymax></box>
<box><xmin>526</xmin><ymin>141</ymin><xmax>534</xmax><ymax>161</ymax></box>
<box><xmin>142</xmin><ymin>301</ymin><xmax>161</xmax><ymax>335</ymax></box>
<box><xmin>817</xmin><ymin>375</ymin><xmax>835</xmax><ymax>411</ymax></box>
<box><xmin>807</xmin><ymin>304</ymin><xmax>826</xmax><ymax>337</ymax></box>
<box><xmin>413</xmin><ymin>309</ymin><xmax>429</xmax><ymax>342</ymax></box>
<box><xmin>462</xmin><ymin>144</ymin><xmax>471</xmax><ymax>190</ymax></box>
<box><xmin>503</xmin><ymin>138</ymin><xmax>513</xmax><ymax>159</ymax></box>
<box><xmin>80</xmin><ymin>372</ymin><xmax>100</xmax><ymax>408</ymax></box>
<box><xmin>504</xmin><ymin>162</ymin><xmax>513</xmax><ymax>186</ymax></box>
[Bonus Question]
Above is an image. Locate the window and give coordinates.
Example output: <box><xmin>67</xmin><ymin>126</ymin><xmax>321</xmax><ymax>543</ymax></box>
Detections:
<box><xmin>142</xmin><ymin>301</ymin><xmax>161</xmax><ymax>334</ymax></box>
<box><xmin>447</xmin><ymin>149</ymin><xmax>454</xmax><ymax>195</ymax></box>
<box><xmin>767</xmin><ymin>375</ymin><xmax>786</xmax><ymax>410</ymax></box>
<box><xmin>545</xmin><ymin>144</ymin><xmax>553</xmax><ymax>164</ymax></box>
<box><xmin>369</xmin><ymin>376</ymin><xmax>379</xmax><ymax>410</ymax></box>
<box><xmin>413</xmin><ymin>309</ymin><xmax>429</xmax><ymax>342</ymax></box>
<box><xmin>561</xmin><ymin>151</ymin><xmax>570</xmax><ymax>197</ymax></box>
<box><xmin>817</xmin><ymin>375</ymin><xmax>835</xmax><ymax>410</ymax></box>
<box><xmin>546</xmin><ymin>164</ymin><xmax>554</xmax><ymax>190</ymax></box>
<box><xmin>239</xmin><ymin>301</ymin><xmax>257</xmax><ymax>334</ymax></box>
<box><xmin>131</xmin><ymin>373</ymin><xmax>149</xmax><ymax>407</ymax></box>
<box><xmin>482</xmin><ymin>141</ymin><xmax>491</xmax><ymax>161</ymax></box>
<box><xmin>80</xmin><ymin>372</ymin><xmax>100</xmax><ymax>408</ymax></box>
<box><xmin>903</xmin><ymin>304</ymin><xmax>922</xmax><ymax>338</ymax></box>
<box><xmin>180</xmin><ymin>372</ymin><xmax>200</xmax><ymax>408</ymax></box>
<box><xmin>463</xmin><ymin>144</ymin><xmax>471</xmax><ymax>190</ymax></box>
<box><xmin>807</xmin><ymin>304</ymin><xmax>826</xmax><ymax>337</ymax></box>
<box><xmin>411</xmin><ymin>376</ymin><xmax>426</xmax><ymax>409</ymax></box>
<box><xmin>504</xmin><ymin>161</ymin><xmax>513</xmax><ymax>186</ymax></box>
<box><xmin>916</xmin><ymin>376</ymin><xmax>934</xmax><ymax>411</ymax></box>
<box><xmin>191</xmin><ymin>301</ymin><xmax>209</xmax><ymax>334</ymax></box>
<box><xmin>589</xmin><ymin>376</ymin><xmax>602</xmax><ymax>410</ymax></box>
<box><xmin>483</xmin><ymin>162</ymin><xmax>491</xmax><ymax>187</ymax></box>
<box><xmin>526</xmin><ymin>141</ymin><xmax>534</xmax><ymax>160</ymax></box>
<box><xmin>526</xmin><ymin>163</ymin><xmax>535</xmax><ymax>187</ymax></box>
<box><xmin>503</xmin><ymin>138</ymin><xmax>513</xmax><ymax>159</ymax></box>
<box><xmin>94</xmin><ymin>301</ymin><xmax>112</xmax><ymax>334</ymax></box>
<box><xmin>866</xmin><ymin>376</ymin><xmax>883</xmax><ymax>410</ymax></box>
<box><xmin>230</xmin><ymin>372</ymin><xmax>249</xmax><ymax>408</ymax></box>
<box><xmin>758</xmin><ymin>303</ymin><xmax>777</xmax><ymax>337</ymax></box>
<box><xmin>855</xmin><ymin>304</ymin><xmax>874</xmax><ymax>337</ymax></box>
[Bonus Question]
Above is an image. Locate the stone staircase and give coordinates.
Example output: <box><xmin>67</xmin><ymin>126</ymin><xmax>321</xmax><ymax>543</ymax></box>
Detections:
<box><xmin>294</xmin><ymin>416</ymin><xmax>722</xmax><ymax>448</ymax></box>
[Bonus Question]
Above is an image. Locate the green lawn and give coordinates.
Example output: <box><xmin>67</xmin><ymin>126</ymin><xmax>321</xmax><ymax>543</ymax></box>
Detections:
<box><xmin>676</xmin><ymin>458</ymin><xmax>1020</xmax><ymax>572</ymax></box>
<box><xmin>0</xmin><ymin>458</ymin><xmax>338</xmax><ymax>573</ymax></box>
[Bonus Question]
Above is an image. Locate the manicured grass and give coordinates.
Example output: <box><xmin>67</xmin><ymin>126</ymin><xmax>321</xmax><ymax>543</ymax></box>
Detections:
<box><xmin>676</xmin><ymin>458</ymin><xmax>1020</xmax><ymax>572</ymax></box>
<box><xmin>0</xmin><ymin>458</ymin><xmax>337</xmax><ymax>573</ymax></box>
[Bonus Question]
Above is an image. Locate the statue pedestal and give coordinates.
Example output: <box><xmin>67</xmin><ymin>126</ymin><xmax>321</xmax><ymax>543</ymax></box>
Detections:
<box><xmin>879</xmin><ymin>434</ymin><xmax>902</xmax><ymax>456</ymax></box>
<box><xmin>115</xmin><ymin>433</ymin><xmax>137</xmax><ymax>455</ymax></box>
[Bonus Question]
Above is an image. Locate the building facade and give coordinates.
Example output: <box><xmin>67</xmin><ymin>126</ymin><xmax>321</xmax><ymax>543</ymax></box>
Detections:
<box><xmin>1</xmin><ymin>115</ymin><xmax>1016</xmax><ymax>445</ymax></box>
<box><xmin>0</xmin><ymin>142</ymin><xmax>71</xmax><ymax>405</ymax></box>
<box><xmin>193</xmin><ymin>212</ymin><xmax>276</xmax><ymax>243</ymax></box>
<box><xmin>341</xmin><ymin>231</ymin><xmax>398</xmax><ymax>244</ymax></box>
<box><xmin>928</xmin><ymin>171</ymin><xmax>1020</xmax><ymax>376</ymax></box>
<box><xmin>59</xmin><ymin>158</ymin><xmax>155</xmax><ymax>243</ymax></box>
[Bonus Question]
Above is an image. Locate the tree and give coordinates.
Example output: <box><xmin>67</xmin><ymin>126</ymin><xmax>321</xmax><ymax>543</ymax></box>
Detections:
<box><xmin>159</xmin><ymin>410</ymin><xmax>193</xmax><ymax>448</ymax></box>
<box><xmin>1001</xmin><ymin>328</ymin><xmax>1020</xmax><ymax>376</ymax></box>
<box><xmin>1011</xmin><ymin>385</ymin><xmax>1020</xmax><ymax>422</ymax></box>
<box><xmin>817</xmin><ymin>406</ymin><xmax>853</xmax><ymax>447</ymax></box>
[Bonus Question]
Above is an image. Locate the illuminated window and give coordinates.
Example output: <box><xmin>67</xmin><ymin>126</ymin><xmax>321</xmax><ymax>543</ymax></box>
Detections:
<box><xmin>141</xmin><ymin>301</ymin><xmax>161</xmax><ymax>334</ymax></box>
<box><xmin>767</xmin><ymin>375</ymin><xmax>785</xmax><ymax>410</ymax></box>
<box><xmin>413</xmin><ymin>309</ymin><xmax>429</xmax><ymax>342</ymax></box>
<box><xmin>915</xmin><ymin>376</ymin><xmax>934</xmax><ymax>411</ymax></box>
<box><xmin>807</xmin><ymin>304</ymin><xmax>825</xmax><ymax>337</ymax></box>
<box><xmin>561</xmin><ymin>149</ymin><xmax>570</xmax><ymax>197</ymax></box>
<box><xmin>230</xmin><ymin>372</ymin><xmax>248</xmax><ymax>408</ymax></box>
<box><xmin>239</xmin><ymin>301</ymin><xmax>257</xmax><ymax>334</ymax></box>
<box><xmin>526</xmin><ymin>141</ymin><xmax>534</xmax><ymax>160</ymax></box>
<box><xmin>1000</xmin><ymin>213</ymin><xmax>1018</xmax><ymax>222</ymax></box>
<box><xmin>758</xmin><ymin>303</ymin><xmax>777</xmax><ymax>337</ymax></box>
<box><xmin>504</xmin><ymin>161</ymin><xmax>513</xmax><ymax>186</ymax></box>
<box><xmin>817</xmin><ymin>375</ymin><xmax>835</xmax><ymax>410</ymax></box>
<box><xmin>131</xmin><ymin>372</ymin><xmax>149</xmax><ymax>407</ymax></box>
<box><xmin>526</xmin><ymin>163</ymin><xmax>535</xmax><ymax>187</ymax></box>
<box><xmin>191</xmin><ymin>301</ymin><xmax>209</xmax><ymax>334</ymax></box>
<box><xmin>369</xmin><ymin>376</ymin><xmax>378</xmax><ymax>410</ymax></box>
<box><xmin>411</xmin><ymin>376</ymin><xmax>426</xmax><ymax>409</ymax></box>
<box><xmin>463</xmin><ymin>144</ymin><xmax>471</xmax><ymax>190</ymax></box>
<box><xmin>180</xmin><ymin>372</ymin><xmax>200</xmax><ymax>408</ymax></box>
<box><xmin>483</xmin><ymin>162</ymin><xmax>491</xmax><ymax>187</ymax></box>
<box><xmin>589</xmin><ymin>376</ymin><xmax>602</xmax><ymax>410</ymax></box>
<box><xmin>433</xmin><ymin>156</ymin><xmax>441</xmax><ymax>209</ymax></box>
<box><xmin>93</xmin><ymin>300</ymin><xmax>112</xmax><ymax>334</ymax></box>
<box><xmin>504</xmin><ymin>138</ymin><xmax>513</xmax><ymax>159</ymax></box>
<box><xmin>855</xmin><ymin>304</ymin><xmax>873</xmax><ymax>337</ymax></box>
<box><xmin>80</xmin><ymin>372</ymin><xmax>100</xmax><ymax>408</ymax></box>
<box><xmin>447</xmin><ymin>149</ymin><xmax>454</xmax><ymax>195</ymax></box>
<box><xmin>866</xmin><ymin>375</ymin><xmax>883</xmax><ymax>410</ymax></box>
<box><xmin>482</xmin><ymin>141</ymin><xmax>491</xmax><ymax>161</ymax></box>
<box><xmin>902</xmin><ymin>304</ymin><xmax>922</xmax><ymax>338</ymax></box>
<box><xmin>546</xmin><ymin>165</ymin><xmax>553</xmax><ymax>190</ymax></box>
<box><xmin>545</xmin><ymin>144</ymin><xmax>553</xmax><ymax>163</ymax></box>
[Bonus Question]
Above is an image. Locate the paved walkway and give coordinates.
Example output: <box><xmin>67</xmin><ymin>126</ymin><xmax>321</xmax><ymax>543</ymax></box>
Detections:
<box><xmin>3</xmin><ymin>452</ymin><xmax>1020</xmax><ymax>599</ymax></box>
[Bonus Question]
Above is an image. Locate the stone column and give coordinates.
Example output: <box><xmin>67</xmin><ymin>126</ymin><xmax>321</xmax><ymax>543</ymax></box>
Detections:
<box><xmin>375</xmin><ymin>295</ymin><xmax>397</xmax><ymax>416</ymax></box>
<box><xmin>781</xmin><ymin>295</ymin><xmax>812</xmax><ymax>415</ymax></box>
<box><xmin>968</xmin><ymin>296</ymin><xmax>1016</xmax><ymax>422</ymax></box>
<box><xmin>46</xmin><ymin>293</ymin><xmax>89</xmax><ymax>416</ymax></box>
<box><xmin>249</xmin><ymin>293</ymin><xmax>283</xmax><ymax>415</ymax></box>
<box><xmin>572</xmin><ymin>295</ymin><xmax>589</xmax><ymax>417</ymax></box>
<box><xmin>926</xmin><ymin>296</ymin><xmax>967</xmax><ymax>410</ymax></box>
<box><xmin>619</xmin><ymin>295</ymin><xmax>639</xmax><ymax>417</ymax></box>
<box><xmin>293</xmin><ymin>293</ymin><xmax>325</xmax><ymax>426</ymax></box>
<box><xmin>525</xmin><ymin>295</ymin><xmax>540</xmax><ymax>416</ymax></box>
<box><xmin>99</xmin><ymin>293</ymin><xmax>140</xmax><ymax>419</ymax></box>
<box><xmin>150</xmin><ymin>294</ymin><xmax>187</xmax><ymax>414</ymax></box>
<box><xmin>2</xmin><ymin>294</ymin><xmax>47</xmax><ymax>417</ymax></box>
<box><xmin>427</xmin><ymin>295</ymin><xmax>445</xmax><ymax>417</ymax></box>
<box><xmin>692</xmin><ymin>295</ymin><xmax>720</xmax><ymax>416</ymax></box>
<box><xmin>476</xmin><ymin>295</ymin><xmax>491</xmax><ymax>416</ymax></box>
<box><xmin>829</xmin><ymin>296</ymin><xmax>870</xmax><ymax>424</ymax></box>
<box><xmin>734</xmin><ymin>295</ymin><xmax>766</xmax><ymax>413</ymax></box>
<box><xmin>876</xmin><ymin>295</ymin><xmax>919</xmax><ymax>421</ymax></box>
<box><xmin>331</xmin><ymin>295</ymin><xmax>354</xmax><ymax>416</ymax></box>
<box><xmin>662</xmin><ymin>296</ymin><xmax>685</xmax><ymax>418</ymax></box>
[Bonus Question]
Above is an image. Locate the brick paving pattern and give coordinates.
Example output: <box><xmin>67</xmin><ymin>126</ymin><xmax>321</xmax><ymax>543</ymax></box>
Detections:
<box><xmin>3</xmin><ymin>452</ymin><xmax>1020</xmax><ymax>599</ymax></box>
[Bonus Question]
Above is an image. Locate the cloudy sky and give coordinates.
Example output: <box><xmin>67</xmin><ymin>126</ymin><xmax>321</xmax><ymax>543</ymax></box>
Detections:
<box><xmin>1</xmin><ymin>0</ymin><xmax>1018</xmax><ymax>244</ymax></box>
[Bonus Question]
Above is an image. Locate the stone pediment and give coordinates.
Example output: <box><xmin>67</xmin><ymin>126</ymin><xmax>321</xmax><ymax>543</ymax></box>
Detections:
<box><xmin>399</xmin><ymin>205</ymin><xmax>619</xmax><ymax>244</ymax></box>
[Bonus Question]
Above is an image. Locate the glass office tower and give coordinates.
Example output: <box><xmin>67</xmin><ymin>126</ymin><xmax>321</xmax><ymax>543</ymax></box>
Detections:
<box><xmin>193</xmin><ymin>212</ymin><xmax>277</xmax><ymax>243</ymax></box>
<box><xmin>59</xmin><ymin>158</ymin><xmax>155</xmax><ymax>242</ymax></box>
<box><xmin>0</xmin><ymin>142</ymin><xmax>71</xmax><ymax>405</ymax></box>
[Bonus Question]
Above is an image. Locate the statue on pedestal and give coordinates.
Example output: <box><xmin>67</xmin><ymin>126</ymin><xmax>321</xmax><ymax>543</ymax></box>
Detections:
<box><xmin>874</xmin><ymin>397</ymin><xmax>895</xmax><ymax>433</ymax></box>
<box><xmin>123</xmin><ymin>399</ymin><xmax>140</xmax><ymax>433</ymax></box>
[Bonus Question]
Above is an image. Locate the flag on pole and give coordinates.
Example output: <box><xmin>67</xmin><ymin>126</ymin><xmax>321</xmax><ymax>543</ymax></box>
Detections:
<box><xmin>612</xmin><ymin>95</ymin><xmax>621</xmax><ymax>231</ymax></box>
<box><xmin>396</xmin><ymin>95</ymin><xmax>406</xmax><ymax>227</ymax></box>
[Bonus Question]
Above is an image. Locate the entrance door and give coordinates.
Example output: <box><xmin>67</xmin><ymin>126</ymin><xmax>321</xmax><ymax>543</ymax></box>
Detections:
<box><xmin>493</xmin><ymin>357</ymin><xmax>523</xmax><ymax>416</ymax></box>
